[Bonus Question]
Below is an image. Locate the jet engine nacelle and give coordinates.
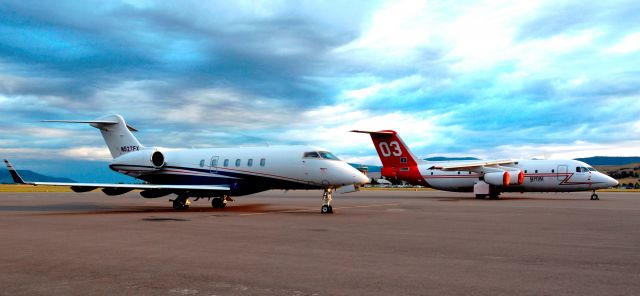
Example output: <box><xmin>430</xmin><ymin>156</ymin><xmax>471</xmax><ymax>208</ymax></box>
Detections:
<box><xmin>110</xmin><ymin>149</ymin><xmax>166</xmax><ymax>174</ymax></box>
<box><xmin>509</xmin><ymin>170</ymin><xmax>525</xmax><ymax>185</ymax></box>
<box><xmin>484</xmin><ymin>171</ymin><xmax>510</xmax><ymax>186</ymax></box>
<box><xmin>484</xmin><ymin>170</ymin><xmax>524</xmax><ymax>186</ymax></box>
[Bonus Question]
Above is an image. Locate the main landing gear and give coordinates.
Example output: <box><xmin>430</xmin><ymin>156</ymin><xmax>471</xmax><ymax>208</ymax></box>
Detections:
<box><xmin>212</xmin><ymin>195</ymin><xmax>232</xmax><ymax>208</ymax></box>
<box><xmin>590</xmin><ymin>190</ymin><xmax>600</xmax><ymax>200</ymax></box>
<box><xmin>172</xmin><ymin>195</ymin><xmax>191</xmax><ymax>210</ymax></box>
<box><xmin>321</xmin><ymin>188</ymin><xmax>334</xmax><ymax>214</ymax></box>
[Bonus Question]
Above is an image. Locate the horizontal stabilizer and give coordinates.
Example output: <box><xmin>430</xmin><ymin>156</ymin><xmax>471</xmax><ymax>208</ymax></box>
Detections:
<box><xmin>41</xmin><ymin>120</ymin><xmax>138</xmax><ymax>132</ymax></box>
<box><xmin>350</xmin><ymin>130</ymin><xmax>396</xmax><ymax>135</ymax></box>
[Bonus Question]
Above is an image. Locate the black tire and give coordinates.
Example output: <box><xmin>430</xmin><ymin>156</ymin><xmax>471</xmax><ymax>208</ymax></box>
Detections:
<box><xmin>173</xmin><ymin>200</ymin><xmax>184</xmax><ymax>210</ymax></box>
<box><xmin>321</xmin><ymin>205</ymin><xmax>333</xmax><ymax>214</ymax></box>
<box><xmin>212</xmin><ymin>197</ymin><xmax>226</xmax><ymax>208</ymax></box>
<box><xmin>475</xmin><ymin>194</ymin><xmax>486</xmax><ymax>199</ymax></box>
<box><xmin>591</xmin><ymin>194</ymin><xmax>599</xmax><ymax>200</ymax></box>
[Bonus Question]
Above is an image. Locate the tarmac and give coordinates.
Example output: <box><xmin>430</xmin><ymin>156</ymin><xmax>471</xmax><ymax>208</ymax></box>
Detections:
<box><xmin>1</xmin><ymin>190</ymin><xmax>639</xmax><ymax>295</ymax></box>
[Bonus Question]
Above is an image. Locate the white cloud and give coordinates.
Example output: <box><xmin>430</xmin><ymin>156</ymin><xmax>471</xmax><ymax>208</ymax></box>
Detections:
<box><xmin>342</xmin><ymin>75</ymin><xmax>424</xmax><ymax>101</ymax></box>
<box><xmin>60</xmin><ymin>146</ymin><xmax>112</xmax><ymax>160</ymax></box>
<box><xmin>606</xmin><ymin>32</ymin><xmax>640</xmax><ymax>54</ymax></box>
<box><xmin>467</xmin><ymin>140</ymin><xmax>640</xmax><ymax>160</ymax></box>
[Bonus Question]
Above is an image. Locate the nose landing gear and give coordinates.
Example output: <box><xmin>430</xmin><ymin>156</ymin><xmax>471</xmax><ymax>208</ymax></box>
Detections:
<box><xmin>321</xmin><ymin>188</ymin><xmax>334</xmax><ymax>214</ymax></box>
<box><xmin>590</xmin><ymin>190</ymin><xmax>599</xmax><ymax>200</ymax></box>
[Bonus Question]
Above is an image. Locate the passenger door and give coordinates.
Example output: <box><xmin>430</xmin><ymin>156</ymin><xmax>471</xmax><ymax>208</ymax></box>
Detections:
<box><xmin>557</xmin><ymin>165</ymin><xmax>568</xmax><ymax>181</ymax></box>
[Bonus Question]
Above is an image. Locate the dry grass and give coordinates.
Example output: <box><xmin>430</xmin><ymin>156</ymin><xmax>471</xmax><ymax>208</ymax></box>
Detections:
<box><xmin>0</xmin><ymin>184</ymin><xmax>73</xmax><ymax>193</ymax></box>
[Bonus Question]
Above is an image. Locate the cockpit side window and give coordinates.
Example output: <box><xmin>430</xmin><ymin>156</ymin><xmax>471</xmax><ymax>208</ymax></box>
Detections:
<box><xmin>303</xmin><ymin>152</ymin><xmax>320</xmax><ymax>158</ymax></box>
<box><xmin>319</xmin><ymin>151</ymin><xmax>340</xmax><ymax>161</ymax></box>
<box><xmin>577</xmin><ymin>166</ymin><xmax>594</xmax><ymax>173</ymax></box>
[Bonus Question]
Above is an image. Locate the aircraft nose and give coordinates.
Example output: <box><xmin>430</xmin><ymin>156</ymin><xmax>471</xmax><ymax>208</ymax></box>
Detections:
<box><xmin>355</xmin><ymin>172</ymin><xmax>370</xmax><ymax>184</ymax></box>
<box><xmin>607</xmin><ymin>176</ymin><xmax>619</xmax><ymax>187</ymax></box>
<box><xmin>346</xmin><ymin>165</ymin><xmax>369</xmax><ymax>185</ymax></box>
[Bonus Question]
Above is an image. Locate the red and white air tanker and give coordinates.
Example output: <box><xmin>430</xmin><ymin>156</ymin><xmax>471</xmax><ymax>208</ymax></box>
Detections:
<box><xmin>353</xmin><ymin>130</ymin><xmax>618</xmax><ymax>200</ymax></box>
<box><xmin>4</xmin><ymin>115</ymin><xmax>369</xmax><ymax>213</ymax></box>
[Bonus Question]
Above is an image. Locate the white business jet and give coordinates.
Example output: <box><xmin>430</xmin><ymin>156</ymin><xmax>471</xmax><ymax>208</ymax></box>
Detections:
<box><xmin>352</xmin><ymin>130</ymin><xmax>618</xmax><ymax>200</ymax></box>
<box><xmin>4</xmin><ymin>115</ymin><xmax>369</xmax><ymax>213</ymax></box>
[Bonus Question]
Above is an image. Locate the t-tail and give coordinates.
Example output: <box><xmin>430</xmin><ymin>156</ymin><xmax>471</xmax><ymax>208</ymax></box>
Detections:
<box><xmin>42</xmin><ymin>114</ymin><xmax>142</xmax><ymax>158</ymax></box>
<box><xmin>351</xmin><ymin>130</ymin><xmax>426</xmax><ymax>185</ymax></box>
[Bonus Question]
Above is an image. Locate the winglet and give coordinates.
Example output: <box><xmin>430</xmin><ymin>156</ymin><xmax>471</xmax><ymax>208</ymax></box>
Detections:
<box><xmin>3</xmin><ymin>159</ymin><xmax>26</xmax><ymax>184</ymax></box>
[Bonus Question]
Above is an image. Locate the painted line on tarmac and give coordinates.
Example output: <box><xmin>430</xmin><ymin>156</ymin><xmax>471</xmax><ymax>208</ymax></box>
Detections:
<box><xmin>238</xmin><ymin>203</ymin><xmax>401</xmax><ymax>216</ymax></box>
<box><xmin>335</xmin><ymin>203</ymin><xmax>400</xmax><ymax>210</ymax></box>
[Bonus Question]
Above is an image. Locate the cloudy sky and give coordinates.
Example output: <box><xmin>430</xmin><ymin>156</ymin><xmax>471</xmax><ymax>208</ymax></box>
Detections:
<box><xmin>1</xmin><ymin>0</ymin><xmax>639</xmax><ymax>174</ymax></box>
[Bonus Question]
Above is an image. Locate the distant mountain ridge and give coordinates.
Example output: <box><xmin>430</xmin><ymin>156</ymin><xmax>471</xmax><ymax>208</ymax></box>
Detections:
<box><xmin>424</xmin><ymin>157</ymin><xmax>480</xmax><ymax>161</ymax></box>
<box><xmin>575</xmin><ymin>156</ymin><xmax>640</xmax><ymax>166</ymax></box>
<box><xmin>0</xmin><ymin>169</ymin><xmax>75</xmax><ymax>184</ymax></box>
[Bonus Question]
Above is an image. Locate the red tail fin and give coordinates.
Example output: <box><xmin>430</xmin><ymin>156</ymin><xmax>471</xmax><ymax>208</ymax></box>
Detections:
<box><xmin>352</xmin><ymin>130</ymin><xmax>425</xmax><ymax>185</ymax></box>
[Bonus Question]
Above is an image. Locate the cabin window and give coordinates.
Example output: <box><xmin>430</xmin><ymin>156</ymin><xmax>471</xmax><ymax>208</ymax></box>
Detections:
<box><xmin>576</xmin><ymin>167</ymin><xmax>582</xmax><ymax>172</ymax></box>
<box><xmin>199</xmin><ymin>159</ymin><xmax>205</xmax><ymax>167</ymax></box>
<box><xmin>304</xmin><ymin>152</ymin><xmax>320</xmax><ymax>158</ymax></box>
<box><xmin>400</xmin><ymin>157</ymin><xmax>407</xmax><ymax>163</ymax></box>
<box><xmin>430</xmin><ymin>172</ymin><xmax>433</xmax><ymax>175</ymax></box>
<box><xmin>552</xmin><ymin>169</ymin><xmax>555</xmax><ymax>173</ymax></box>
<box><xmin>247</xmin><ymin>159</ymin><xmax>253</xmax><ymax>167</ymax></box>
<box><xmin>223</xmin><ymin>159</ymin><xmax>229</xmax><ymax>167</ymax></box>
<box><xmin>235</xmin><ymin>159</ymin><xmax>241</xmax><ymax>167</ymax></box>
<box><xmin>260</xmin><ymin>158</ymin><xmax>266</xmax><ymax>166</ymax></box>
<box><xmin>524</xmin><ymin>170</ymin><xmax>527</xmax><ymax>173</ymax></box>
<box><xmin>457</xmin><ymin>171</ymin><xmax>461</xmax><ymax>175</ymax></box>
<box><xmin>535</xmin><ymin>170</ymin><xmax>538</xmax><ymax>173</ymax></box>
<box><xmin>400</xmin><ymin>167</ymin><xmax>409</xmax><ymax>171</ymax></box>
<box><xmin>469</xmin><ymin>171</ymin><xmax>472</xmax><ymax>174</ymax></box>
<box><xmin>319</xmin><ymin>151</ymin><xmax>340</xmax><ymax>160</ymax></box>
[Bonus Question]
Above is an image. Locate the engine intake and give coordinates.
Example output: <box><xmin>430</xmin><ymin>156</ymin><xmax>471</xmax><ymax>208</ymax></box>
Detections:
<box><xmin>151</xmin><ymin>151</ymin><xmax>165</xmax><ymax>168</ymax></box>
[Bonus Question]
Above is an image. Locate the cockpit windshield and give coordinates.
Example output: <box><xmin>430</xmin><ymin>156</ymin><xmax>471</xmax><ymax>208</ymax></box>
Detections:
<box><xmin>319</xmin><ymin>151</ymin><xmax>340</xmax><ymax>161</ymax></box>
<box><xmin>303</xmin><ymin>152</ymin><xmax>320</xmax><ymax>158</ymax></box>
<box><xmin>303</xmin><ymin>151</ymin><xmax>341</xmax><ymax>160</ymax></box>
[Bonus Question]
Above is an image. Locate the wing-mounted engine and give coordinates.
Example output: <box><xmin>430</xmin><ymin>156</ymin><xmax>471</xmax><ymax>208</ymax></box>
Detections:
<box><xmin>110</xmin><ymin>148</ymin><xmax>166</xmax><ymax>176</ymax></box>
<box><xmin>483</xmin><ymin>170</ymin><xmax>524</xmax><ymax>186</ymax></box>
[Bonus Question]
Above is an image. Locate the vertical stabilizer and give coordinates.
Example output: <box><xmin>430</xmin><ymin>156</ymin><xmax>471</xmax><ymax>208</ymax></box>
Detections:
<box><xmin>351</xmin><ymin>130</ymin><xmax>425</xmax><ymax>185</ymax></box>
<box><xmin>42</xmin><ymin>114</ymin><xmax>143</xmax><ymax>158</ymax></box>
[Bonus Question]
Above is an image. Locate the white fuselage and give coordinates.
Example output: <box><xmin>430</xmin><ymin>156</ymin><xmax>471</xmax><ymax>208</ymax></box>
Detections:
<box><xmin>110</xmin><ymin>145</ymin><xmax>369</xmax><ymax>196</ymax></box>
<box><xmin>421</xmin><ymin>159</ymin><xmax>617</xmax><ymax>192</ymax></box>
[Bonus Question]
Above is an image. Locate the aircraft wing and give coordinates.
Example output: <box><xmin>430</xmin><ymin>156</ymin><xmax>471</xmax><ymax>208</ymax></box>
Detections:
<box><xmin>3</xmin><ymin>159</ymin><xmax>229</xmax><ymax>192</ymax></box>
<box><xmin>428</xmin><ymin>159</ymin><xmax>517</xmax><ymax>171</ymax></box>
